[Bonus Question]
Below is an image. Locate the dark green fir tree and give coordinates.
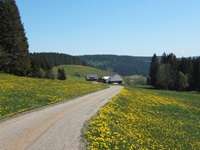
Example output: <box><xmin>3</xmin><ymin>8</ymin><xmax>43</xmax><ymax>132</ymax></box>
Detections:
<box><xmin>149</xmin><ymin>54</ymin><xmax>159</xmax><ymax>86</ymax></box>
<box><xmin>57</xmin><ymin>68</ymin><xmax>66</xmax><ymax>80</ymax></box>
<box><xmin>0</xmin><ymin>0</ymin><xmax>31</xmax><ymax>76</ymax></box>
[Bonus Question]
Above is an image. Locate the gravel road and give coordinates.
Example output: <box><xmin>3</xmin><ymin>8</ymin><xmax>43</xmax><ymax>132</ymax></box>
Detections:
<box><xmin>0</xmin><ymin>86</ymin><xmax>123</xmax><ymax>150</ymax></box>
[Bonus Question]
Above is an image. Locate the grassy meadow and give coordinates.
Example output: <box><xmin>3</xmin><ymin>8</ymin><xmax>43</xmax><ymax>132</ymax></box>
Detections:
<box><xmin>0</xmin><ymin>73</ymin><xmax>107</xmax><ymax>120</ymax></box>
<box><xmin>84</xmin><ymin>87</ymin><xmax>200</xmax><ymax>149</ymax></box>
<box><xmin>53</xmin><ymin>65</ymin><xmax>109</xmax><ymax>78</ymax></box>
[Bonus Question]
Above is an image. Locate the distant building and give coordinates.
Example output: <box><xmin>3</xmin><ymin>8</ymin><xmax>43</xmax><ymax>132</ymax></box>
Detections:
<box><xmin>85</xmin><ymin>74</ymin><xmax>98</xmax><ymax>81</ymax></box>
<box><xmin>107</xmin><ymin>74</ymin><xmax>124</xmax><ymax>84</ymax></box>
<box><xmin>98</xmin><ymin>76</ymin><xmax>110</xmax><ymax>83</ymax></box>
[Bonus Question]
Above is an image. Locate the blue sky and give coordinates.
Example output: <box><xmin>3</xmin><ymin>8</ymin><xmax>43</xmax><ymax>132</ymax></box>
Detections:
<box><xmin>16</xmin><ymin>0</ymin><xmax>200</xmax><ymax>57</ymax></box>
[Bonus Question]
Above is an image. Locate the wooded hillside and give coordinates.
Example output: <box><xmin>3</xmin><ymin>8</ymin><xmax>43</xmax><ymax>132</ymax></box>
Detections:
<box><xmin>30</xmin><ymin>52</ymin><xmax>86</xmax><ymax>68</ymax></box>
<box><xmin>79</xmin><ymin>55</ymin><xmax>153</xmax><ymax>76</ymax></box>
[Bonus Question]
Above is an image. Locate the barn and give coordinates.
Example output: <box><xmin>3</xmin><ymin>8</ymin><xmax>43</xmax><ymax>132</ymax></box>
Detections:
<box><xmin>107</xmin><ymin>74</ymin><xmax>124</xmax><ymax>84</ymax></box>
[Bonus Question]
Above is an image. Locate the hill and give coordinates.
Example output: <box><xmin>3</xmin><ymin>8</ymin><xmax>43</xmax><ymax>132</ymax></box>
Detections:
<box><xmin>78</xmin><ymin>55</ymin><xmax>152</xmax><ymax>76</ymax></box>
<box><xmin>53</xmin><ymin>65</ymin><xmax>109</xmax><ymax>78</ymax></box>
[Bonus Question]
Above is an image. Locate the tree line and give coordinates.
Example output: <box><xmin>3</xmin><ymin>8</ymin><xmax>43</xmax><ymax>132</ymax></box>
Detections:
<box><xmin>29</xmin><ymin>53</ymin><xmax>85</xmax><ymax>79</ymax></box>
<box><xmin>30</xmin><ymin>52</ymin><xmax>86</xmax><ymax>68</ymax></box>
<box><xmin>0</xmin><ymin>0</ymin><xmax>85</xmax><ymax>79</ymax></box>
<box><xmin>149</xmin><ymin>53</ymin><xmax>200</xmax><ymax>91</ymax></box>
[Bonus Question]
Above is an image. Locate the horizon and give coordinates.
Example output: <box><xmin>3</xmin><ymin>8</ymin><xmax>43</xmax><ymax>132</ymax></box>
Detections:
<box><xmin>16</xmin><ymin>0</ymin><xmax>200</xmax><ymax>57</ymax></box>
<box><xmin>30</xmin><ymin>51</ymin><xmax>199</xmax><ymax>58</ymax></box>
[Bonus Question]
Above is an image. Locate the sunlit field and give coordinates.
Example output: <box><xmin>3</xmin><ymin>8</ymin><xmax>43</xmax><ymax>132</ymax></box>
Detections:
<box><xmin>84</xmin><ymin>87</ymin><xmax>200</xmax><ymax>149</ymax></box>
<box><xmin>0</xmin><ymin>74</ymin><xmax>107</xmax><ymax>120</ymax></box>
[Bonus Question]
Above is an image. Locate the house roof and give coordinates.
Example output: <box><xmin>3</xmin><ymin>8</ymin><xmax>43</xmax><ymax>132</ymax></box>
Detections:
<box><xmin>108</xmin><ymin>74</ymin><xmax>123</xmax><ymax>82</ymax></box>
<box><xmin>102</xmin><ymin>76</ymin><xmax>110</xmax><ymax>80</ymax></box>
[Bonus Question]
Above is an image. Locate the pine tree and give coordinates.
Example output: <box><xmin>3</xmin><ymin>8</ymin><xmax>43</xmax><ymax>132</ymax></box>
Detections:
<box><xmin>0</xmin><ymin>0</ymin><xmax>9</xmax><ymax>72</ymax></box>
<box><xmin>161</xmin><ymin>52</ymin><xmax>167</xmax><ymax>64</ymax></box>
<box><xmin>193</xmin><ymin>58</ymin><xmax>200</xmax><ymax>91</ymax></box>
<box><xmin>167</xmin><ymin>53</ymin><xmax>178</xmax><ymax>90</ymax></box>
<box><xmin>149</xmin><ymin>54</ymin><xmax>159</xmax><ymax>86</ymax></box>
<box><xmin>0</xmin><ymin>0</ymin><xmax>31</xmax><ymax>76</ymax></box>
<box><xmin>57</xmin><ymin>68</ymin><xmax>66</xmax><ymax>80</ymax></box>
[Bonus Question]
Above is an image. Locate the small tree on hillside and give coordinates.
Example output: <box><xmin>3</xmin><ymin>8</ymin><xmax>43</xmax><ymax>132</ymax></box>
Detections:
<box><xmin>57</xmin><ymin>68</ymin><xmax>66</xmax><ymax>80</ymax></box>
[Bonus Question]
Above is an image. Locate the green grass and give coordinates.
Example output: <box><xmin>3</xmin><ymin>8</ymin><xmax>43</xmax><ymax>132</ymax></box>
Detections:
<box><xmin>53</xmin><ymin>65</ymin><xmax>108</xmax><ymax>78</ymax></box>
<box><xmin>84</xmin><ymin>86</ymin><xmax>200</xmax><ymax>149</ymax></box>
<box><xmin>0</xmin><ymin>73</ymin><xmax>108</xmax><ymax>120</ymax></box>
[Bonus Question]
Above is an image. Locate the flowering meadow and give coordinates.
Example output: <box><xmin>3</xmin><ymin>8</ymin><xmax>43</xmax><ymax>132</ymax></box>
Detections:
<box><xmin>0</xmin><ymin>74</ymin><xmax>107</xmax><ymax>120</ymax></box>
<box><xmin>84</xmin><ymin>87</ymin><xmax>200</xmax><ymax>149</ymax></box>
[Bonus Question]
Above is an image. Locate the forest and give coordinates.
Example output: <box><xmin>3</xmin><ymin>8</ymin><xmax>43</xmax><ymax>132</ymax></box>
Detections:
<box><xmin>149</xmin><ymin>53</ymin><xmax>200</xmax><ymax>91</ymax></box>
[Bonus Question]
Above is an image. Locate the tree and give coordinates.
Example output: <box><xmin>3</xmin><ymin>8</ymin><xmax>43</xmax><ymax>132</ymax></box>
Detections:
<box><xmin>176</xmin><ymin>71</ymin><xmax>189</xmax><ymax>91</ymax></box>
<box><xmin>156</xmin><ymin>64</ymin><xmax>171</xmax><ymax>90</ymax></box>
<box><xmin>45</xmin><ymin>70</ymin><xmax>55</xmax><ymax>79</ymax></box>
<box><xmin>192</xmin><ymin>58</ymin><xmax>200</xmax><ymax>91</ymax></box>
<box><xmin>161</xmin><ymin>52</ymin><xmax>167</xmax><ymax>64</ymax></box>
<box><xmin>149</xmin><ymin>54</ymin><xmax>159</xmax><ymax>86</ymax></box>
<box><xmin>29</xmin><ymin>57</ymin><xmax>40</xmax><ymax>77</ymax></box>
<box><xmin>0</xmin><ymin>0</ymin><xmax>10</xmax><ymax>72</ymax></box>
<box><xmin>57</xmin><ymin>68</ymin><xmax>66</xmax><ymax>80</ymax></box>
<box><xmin>178</xmin><ymin>57</ymin><xmax>193</xmax><ymax>75</ymax></box>
<box><xmin>166</xmin><ymin>53</ymin><xmax>178</xmax><ymax>89</ymax></box>
<box><xmin>0</xmin><ymin>0</ymin><xmax>31</xmax><ymax>76</ymax></box>
<box><xmin>134</xmin><ymin>76</ymin><xmax>147</xmax><ymax>85</ymax></box>
<box><xmin>124</xmin><ymin>76</ymin><xmax>131</xmax><ymax>85</ymax></box>
<box><xmin>158</xmin><ymin>53</ymin><xmax>178</xmax><ymax>90</ymax></box>
<box><xmin>178</xmin><ymin>57</ymin><xmax>193</xmax><ymax>90</ymax></box>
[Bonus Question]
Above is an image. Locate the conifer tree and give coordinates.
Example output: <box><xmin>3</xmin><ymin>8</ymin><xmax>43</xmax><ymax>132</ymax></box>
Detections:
<box><xmin>149</xmin><ymin>54</ymin><xmax>159</xmax><ymax>86</ymax></box>
<box><xmin>167</xmin><ymin>53</ymin><xmax>178</xmax><ymax>90</ymax></box>
<box><xmin>178</xmin><ymin>57</ymin><xmax>193</xmax><ymax>89</ymax></box>
<box><xmin>0</xmin><ymin>0</ymin><xmax>31</xmax><ymax>76</ymax></box>
<box><xmin>57</xmin><ymin>68</ymin><xmax>66</xmax><ymax>80</ymax></box>
<box><xmin>193</xmin><ymin>58</ymin><xmax>200</xmax><ymax>91</ymax></box>
<box><xmin>161</xmin><ymin>52</ymin><xmax>167</xmax><ymax>64</ymax></box>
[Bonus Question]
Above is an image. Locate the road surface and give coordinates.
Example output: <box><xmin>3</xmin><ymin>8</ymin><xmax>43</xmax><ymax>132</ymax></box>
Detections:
<box><xmin>0</xmin><ymin>86</ymin><xmax>123</xmax><ymax>150</ymax></box>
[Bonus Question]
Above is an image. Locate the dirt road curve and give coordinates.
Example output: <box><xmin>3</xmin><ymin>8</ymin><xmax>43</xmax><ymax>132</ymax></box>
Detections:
<box><xmin>0</xmin><ymin>86</ymin><xmax>123</xmax><ymax>150</ymax></box>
